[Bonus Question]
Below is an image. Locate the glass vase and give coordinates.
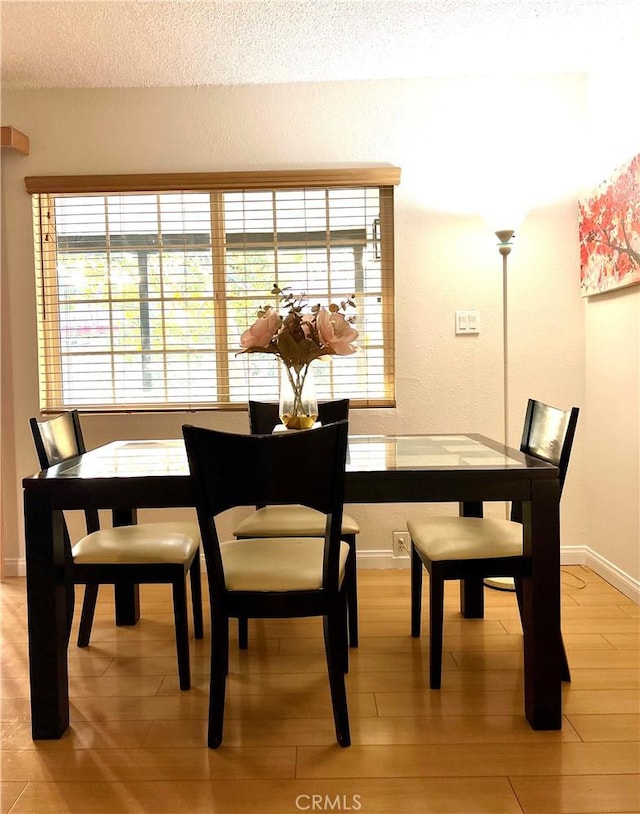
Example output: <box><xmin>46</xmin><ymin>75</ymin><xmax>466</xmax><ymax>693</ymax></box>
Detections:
<box><xmin>279</xmin><ymin>363</ymin><xmax>318</xmax><ymax>429</ymax></box>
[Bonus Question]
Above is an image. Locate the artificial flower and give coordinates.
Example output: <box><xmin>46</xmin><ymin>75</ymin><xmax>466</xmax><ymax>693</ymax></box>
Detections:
<box><xmin>239</xmin><ymin>307</ymin><xmax>281</xmax><ymax>349</ymax></box>
<box><xmin>316</xmin><ymin>309</ymin><xmax>358</xmax><ymax>356</ymax></box>
<box><xmin>239</xmin><ymin>285</ymin><xmax>358</xmax><ymax>367</ymax></box>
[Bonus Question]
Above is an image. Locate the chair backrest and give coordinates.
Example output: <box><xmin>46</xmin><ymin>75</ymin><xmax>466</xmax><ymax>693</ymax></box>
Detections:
<box><xmin>248</xmin><ymin>399</ymin><xmax>350</xmax><ymax>435</ymax></box>
<box><xmin>29</xmin><ymin>410</ymin><xmax>100</xmax><ymax>533</ymax></box>
<box><xmin>511</xmin><ymin>398</ymin><xmax>579</xmax><ymax>523</ymax></box>
<box><xmin>183</xmin><ymin>420</ymin><xmax>349</xmax><ymax>593</ymax></box>
<box><xmin>30</xmin><ymin>410</ymin><xmax>86</xmax><ymax>468</ymax></box>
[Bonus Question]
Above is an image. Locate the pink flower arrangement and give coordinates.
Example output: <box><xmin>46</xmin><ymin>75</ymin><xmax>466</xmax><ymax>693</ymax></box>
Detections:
<box><xmin>239</xmin><ymin>285</ymin><xmax>358</xmax><ymax>368</ymax></box>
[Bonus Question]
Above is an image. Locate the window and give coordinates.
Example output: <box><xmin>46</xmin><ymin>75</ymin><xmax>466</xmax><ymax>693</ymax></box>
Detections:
<box><xmin>27</xmin><ymin>168</ymin><xmax>399</xmax><ymax>412</ymax></box>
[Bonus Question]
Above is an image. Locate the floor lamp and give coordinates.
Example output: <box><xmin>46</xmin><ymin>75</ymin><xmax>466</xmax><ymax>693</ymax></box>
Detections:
<box><xmin>485</xmin><ymin>228</ymin><xmax>517</xmax><ymax>592</ymax></box>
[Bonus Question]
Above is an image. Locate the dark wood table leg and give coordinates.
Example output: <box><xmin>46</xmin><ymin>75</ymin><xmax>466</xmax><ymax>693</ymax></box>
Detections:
<box><xmin>522</xmin><ymin>478</ymin><xmax>562</xmax><ymax>729</ymax></box>
<box><xmin>112</xmin><ymin>508</ymin><xmax>140</xmax><ymax>626</ymax></box>
<box><xmin>24</xmin><ymin>492</ymin><xmax>70</xmax><ymax>739</ymax></box>
<box><xmin>459</xmin><ymin>501</ymin><xmax>484</xmax><ymax>618</ymax></box>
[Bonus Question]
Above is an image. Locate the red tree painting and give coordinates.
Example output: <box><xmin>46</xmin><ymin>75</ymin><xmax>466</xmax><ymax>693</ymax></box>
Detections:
<box><xmin>578</xmin><ymin>152</ymin><xmax>640</xmax><ymax>296</ymax></box>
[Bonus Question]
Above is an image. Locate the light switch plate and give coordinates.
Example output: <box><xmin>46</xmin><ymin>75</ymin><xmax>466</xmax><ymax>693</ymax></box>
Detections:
<box><xmin>455</xmin><ymin>310</ymin><xmax>480</xmax><ymax>334</ymax></box>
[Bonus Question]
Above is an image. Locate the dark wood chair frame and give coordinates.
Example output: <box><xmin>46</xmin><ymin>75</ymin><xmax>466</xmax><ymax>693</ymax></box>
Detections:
<box><xmin>410</xmin><ymin>399</ymin><xmax>580</xmax><ymax>689</ymax></box>
<box><xmin>30</xmin><ymin>410</ymin><xmax>204</xmax><ymax>690</ymax></box>
<box><xmin>183</xmin><ymin>420</ymin><xmax>351</xmax><ymax>748</ymax></box>
<box><xmin>236</xmin><ymin>399</ymin><xmax>359</xmax><ymax>649</ymax></box>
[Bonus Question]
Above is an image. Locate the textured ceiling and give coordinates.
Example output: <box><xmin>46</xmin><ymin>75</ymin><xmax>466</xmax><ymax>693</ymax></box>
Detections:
<box><xmin>1</xmin><ymin>0</ymin><xmax>639</xmax><ymax>90</ymax></box>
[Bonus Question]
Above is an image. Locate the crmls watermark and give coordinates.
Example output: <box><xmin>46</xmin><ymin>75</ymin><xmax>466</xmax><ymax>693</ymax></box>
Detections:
<box><xmin>295</xmin><ymin>794</ymin><xmax>362</xmax><ymax>811</ymax></box>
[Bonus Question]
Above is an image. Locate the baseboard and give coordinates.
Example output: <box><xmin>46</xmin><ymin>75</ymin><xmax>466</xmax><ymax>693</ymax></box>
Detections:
<box><xmin>357</xmin><ymin>548</ymin><xmax>410</xmax><ymax>569</ymax></box>
<box><xmin>3</xmin><ymin>558</ymin><xmax>25</xmax><ymax>578</ymax></box>
<box><xmin>357</xmin><ymin>545</ymin><xmax>639</xmax><ymax>605</ymax></box>
<box><xmin>4</xmin><ymin>551</ymin><xmax>404</xmax><ymax>577</ymax></box>
<box><xmin>560</xmin><ymin>545</ymin><xmax>588</xmax><ymax>565</ymax></box>
<box><xmin>559</xmin><ymin>544</ymin><xmax>639</xmax><ymax>603</ymax></box>
<box><xmin>358</xmin><ymin>546</ymin><xmax>590</xmax><ymax>571</ymax></box>
<box><xmin>5</xmin><ymin>546</ymin><xmax>639</xmax><ymax>604</ymax></box>
<box><xmin>583</xmin><ymin>547</ymin><xmax>640</xmax><ymax>604</ymax></box>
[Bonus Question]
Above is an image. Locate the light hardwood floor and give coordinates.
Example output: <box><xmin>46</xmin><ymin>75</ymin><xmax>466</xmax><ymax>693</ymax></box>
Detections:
<box><xmin>1</xmin><ymin>566</ymin><xmax>639</xmax><ymax>813</ymax></box>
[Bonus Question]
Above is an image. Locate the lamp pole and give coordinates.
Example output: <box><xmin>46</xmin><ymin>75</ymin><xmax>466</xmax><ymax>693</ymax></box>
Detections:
<box><xmin>485</xmin><ymin>229</ymin><xmax>516</xmax><ymax>593</ymax></box>
<box><xmin>495</xmin><ymin>229</ymin><xmax>514</xmax><ymax>451</ymax></box>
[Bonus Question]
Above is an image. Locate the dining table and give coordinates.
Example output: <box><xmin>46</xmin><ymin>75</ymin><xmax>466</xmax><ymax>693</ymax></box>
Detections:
<box><xmin>23</xmin><ymin>431</ymin><xmax>564</xmax><ymax>739</ymax></box>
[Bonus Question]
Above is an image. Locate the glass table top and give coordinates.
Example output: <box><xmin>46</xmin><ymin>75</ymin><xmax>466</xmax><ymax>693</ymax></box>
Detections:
<box><xmin>42</xmin><ymin>434</ymin><xmax>532</xmax><ymax>480</ymax></box>
<box><xmin>347</xmin><ymin>434</ymin><xmax>526</xmax><ymax>471</ymax></box>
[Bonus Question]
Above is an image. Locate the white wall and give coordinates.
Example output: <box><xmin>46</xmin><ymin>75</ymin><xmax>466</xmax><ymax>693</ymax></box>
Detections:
<box><xmin>584</xmin><ymin>289</ymin><xmax>639</xmax><ymax>590</ymax></box>
<box><xmin>580</xmin><ymin>73</ymin><xmax>640</xmax><ymax>598</ymax></box>
<box><xmin>1</xmin><ymin>75</ymin><xmax>614</xmax><ymax>583</ymax></box>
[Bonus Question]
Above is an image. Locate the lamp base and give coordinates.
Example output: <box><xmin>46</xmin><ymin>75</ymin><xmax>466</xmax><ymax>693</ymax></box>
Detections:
<box><xmin>484</xmin><ymin>576</ymin><xmax>516</xmax><ymax>592</ymax></box>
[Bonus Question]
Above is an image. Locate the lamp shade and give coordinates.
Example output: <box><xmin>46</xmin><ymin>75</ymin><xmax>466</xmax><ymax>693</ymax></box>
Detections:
<box><xmin>482</xmin><ymin>197</ymin><xmax>527</xmax><ymax>236</ymax></box>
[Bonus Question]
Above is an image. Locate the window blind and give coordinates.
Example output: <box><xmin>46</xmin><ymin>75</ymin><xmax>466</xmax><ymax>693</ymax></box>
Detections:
<box><xmin>27</xmin><ymin>168</ymin><xmax>399</xmax><ymax>413</ymax></box>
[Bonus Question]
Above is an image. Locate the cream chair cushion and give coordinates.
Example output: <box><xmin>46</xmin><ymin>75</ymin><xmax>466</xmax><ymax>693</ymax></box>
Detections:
<box><xmin>220</xmin><ymin>537</ymin><xmax>350</xmax><ymax>591</ymax></box>
<box><xmin>72</xmin><ymin>521</ymin><xmax>200</xmax><ymax>565</ymax></box>
<box><xmin>233</xmin><ymin>505</ymin><xmax>359</xmax><ymax>537</ymax></box>
<box><xmin>408</xmin><ymin>517</ymin><xmax>523</xmax><ymax>562</ymax></box>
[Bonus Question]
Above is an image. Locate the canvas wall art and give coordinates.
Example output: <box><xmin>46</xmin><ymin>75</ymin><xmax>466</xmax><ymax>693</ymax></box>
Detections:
<box><xmin>578</xmin><ymin>152</ymin><xmax>640</xmax><ymax>297</ymax></box>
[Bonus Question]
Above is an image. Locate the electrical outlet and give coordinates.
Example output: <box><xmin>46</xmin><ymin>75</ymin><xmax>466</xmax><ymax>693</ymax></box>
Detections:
<box><xmin>392</xmin><ymin>531</ymin><xmax>411</xmax><ymax>558</ymax></box>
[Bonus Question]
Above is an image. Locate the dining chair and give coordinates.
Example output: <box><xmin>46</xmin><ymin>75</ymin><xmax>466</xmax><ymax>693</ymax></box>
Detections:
<box><xmin>408</xmin><ymin>398</ymin><xmax>579</xmax><ymax>689</ymax></box>
<box><xmin>233</xmin><ymin>399</ymin><xmax>360</xmax><ymax>648</ymax></box>
<box><xmin>29</xmin><ymin>410</ymin><xmax>203</xmax><ymax>690</ymax></box>
<box><xmin>183</xmin><ymin>420</ymin><xmax>351</xmax><ymax>748</ymax></box>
